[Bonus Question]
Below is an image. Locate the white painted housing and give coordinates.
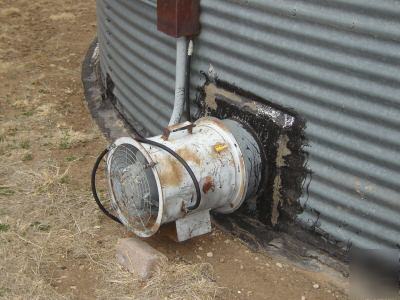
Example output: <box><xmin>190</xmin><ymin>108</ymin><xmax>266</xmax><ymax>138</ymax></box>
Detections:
<box><xmin>106</xmin><ymin>117</ymin><xmax>263</xmax><ymax>241</ymax></box>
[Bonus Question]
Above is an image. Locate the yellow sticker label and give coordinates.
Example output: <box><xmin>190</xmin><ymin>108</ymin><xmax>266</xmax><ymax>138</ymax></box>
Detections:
<box><xmin>214</xmin><ymin>143</ymin><xmax>228</xmax><ymax>153</ymax></box>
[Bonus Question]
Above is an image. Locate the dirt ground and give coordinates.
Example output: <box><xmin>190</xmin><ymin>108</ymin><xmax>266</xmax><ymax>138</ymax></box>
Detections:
<box><xmin>0</xmin><ymin>0</ymin><xmax>348</xmax><ymax>299</ymax></box>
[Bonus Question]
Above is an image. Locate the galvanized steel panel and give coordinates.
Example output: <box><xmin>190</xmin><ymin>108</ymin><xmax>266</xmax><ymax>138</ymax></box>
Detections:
<box><xmin>96</xmin><ymin>0</ymin><xmax>400</xmax><ymax>249</ymax></box>
<box><xmin>97</xmin><ymin>0</ymin><xmax>175</xmax><ymax>134</ymax></box>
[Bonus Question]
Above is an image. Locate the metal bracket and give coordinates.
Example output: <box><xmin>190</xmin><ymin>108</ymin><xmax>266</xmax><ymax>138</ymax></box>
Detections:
<box><xmin>175</xmin><ymin>209</ymin><xmax>211</xmax><ymax>242</ymax></box>
<box><xmin>162</xmin><ymin>121</ymin><xmax>195</xmax><ymax>141</ymax></box>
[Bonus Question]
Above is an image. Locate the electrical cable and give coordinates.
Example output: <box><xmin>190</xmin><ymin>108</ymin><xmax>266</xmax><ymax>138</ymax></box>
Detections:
<box><xmin>91</xmin><ymin>148</ymin><xmax>122</xmax><ymax>224</ymax></box>
<box><xmin>185</xmin><ymin>40</ymin><xmax>194</xmax><ymax>122</ymax></box>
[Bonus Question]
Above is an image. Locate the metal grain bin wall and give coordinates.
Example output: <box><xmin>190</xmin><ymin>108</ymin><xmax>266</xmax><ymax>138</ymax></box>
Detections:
<box><xmin>96</xmin><ymin>0</ymin><xmax>400</xmax><ymax>249</ymax></box>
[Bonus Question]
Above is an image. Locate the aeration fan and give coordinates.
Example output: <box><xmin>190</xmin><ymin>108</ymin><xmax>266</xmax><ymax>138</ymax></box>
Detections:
<box><xmin>92</xmin><ymin>117</ymin><xmax>263</xmax><ymax>241</ymax></box>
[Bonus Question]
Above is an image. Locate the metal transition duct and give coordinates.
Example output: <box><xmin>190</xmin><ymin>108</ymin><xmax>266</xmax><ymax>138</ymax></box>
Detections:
<box><xmin>106</xmin><ymin>117</ymin><xmax>263</xmax><ymax>241</ymax></box>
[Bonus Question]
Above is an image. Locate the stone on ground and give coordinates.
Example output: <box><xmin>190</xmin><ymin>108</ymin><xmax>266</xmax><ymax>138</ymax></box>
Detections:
<box><xmin>116</xmin><ymin>238</ymin><xmax>167</xmax><ymax>280</ymax></box>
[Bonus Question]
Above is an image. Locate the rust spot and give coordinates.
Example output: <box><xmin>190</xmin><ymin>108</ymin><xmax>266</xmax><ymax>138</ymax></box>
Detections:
<box><xmin>158</xmin><ymin>157</ymin><xmax>183</xmax><ymax>187</ymax></box>
<box><xmin>177</xmin><ymin>147</ymin><xmax>201</xmax><ymax>165</ymax></box>
<box><xmin>157</xmin><ymin>0</ymin><xmax>200</xmax><ymax>38</ymax></box>
<box><xmin>202</xmin><ymin>176</ymin><xmax>215</xmax><ymax>194</ymax></box>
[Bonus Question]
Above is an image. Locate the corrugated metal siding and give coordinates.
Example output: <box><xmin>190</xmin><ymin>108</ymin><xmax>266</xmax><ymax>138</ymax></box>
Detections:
<box><xmin>97</xmin><ymin>0</ymin><xmax>400</xmax><ymax>249</ymax></box>
<box><xmin>97</xmin><ymin>0</ymin><xmax>174</xmax><ymax>134</ymax></box>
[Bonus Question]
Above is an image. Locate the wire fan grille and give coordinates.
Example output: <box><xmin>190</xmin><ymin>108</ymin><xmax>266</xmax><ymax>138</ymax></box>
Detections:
<box><xmin>109</xmin><ymin>143</ymin><xmax>158</xmax><ymax>233</ymax></box>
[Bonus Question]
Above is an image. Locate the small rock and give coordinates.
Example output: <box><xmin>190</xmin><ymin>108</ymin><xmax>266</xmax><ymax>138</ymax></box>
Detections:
<box><xmin>116</xmin><ymin>238</ymin><xmax>167</xmax><ymax>280</ymax></box>
<box><xmin>219</xmin><ymin>258</ymin><xmax>225</xmax><ymax>263</ymax></box>
<box><xmin>196</xmin><ymin>255</ymin><xmax>202</xmax><ymax>260</ymax></box>
<box><xmin>224</xmin><ymin>239</ymin><xmax>230</xmax><ymax>244</ymax></box>
<box><xmin>238</xmin><ymin>291</ymin><xmax>241</xmax><ymax>294</ymax></box>
<box><xmin>301</xmin><ymin>296</ymin><xmax>306</xmax><ymax>300</ymax></box>
<box><xmin>255</xmin><ymin>257</ymin><xmax>259</xmax><ymax>260</ymax></box>
<box><xmin>240</xmin><ymin>265</ymin><xmax>244</xmax><ymax>270</ymax></box>
<box><xmin>198</xmin><ymin>246</ymin><xmax>203</xmax><ymax>251</ymax></box>
<box><xmin>276</xmin><ymin>262</ymin><xmax>283</xmax><ymax>268</ymax></box>
<box><xmin>206</xmin><ymin>252</ymin><xmax>213</xmax><ymax>258</ymax></box>
<box><xmin>313</xmin><ymin>284</ymin><xmax>320</xmax><ymax>289</ymax></box>
<box><xmin>70</xmin><ymin>286</ymin><xmax>77</xmax><ymax>290</ymax></box>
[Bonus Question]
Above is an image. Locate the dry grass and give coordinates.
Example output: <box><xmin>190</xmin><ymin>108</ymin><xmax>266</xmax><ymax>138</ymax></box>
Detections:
<box><xmin>143</xmin><ymin>262</ymin><xmax>221</xmax><ymax>299</ymax></box>
<box><xmin>96</xmin><ymin>261</ymin><xmax>222</xmax><ymax>300</ymax></box>
<box><xmin>0</xmin><ymin>158</ymin><xmax>222</xmax><ymax>299</ymax></box>
<box><xmin>49</xmin><ymin>13</ymin><xmax>76</xmax><ymax>21</ymax></box>
<box><xmin>0</xmin><ymin>96</ymin><xmax>221</xmax><ymax>300</ymax></box>
<box><xmin>0</xmin><ymin>7</ymin><xmax>21</xmax><ymax>17</ymax></box>
<box><xmin>0</xmin><ymin>164</ymin><xmax>74</xmax><ymax>299</ymax></box>
<box><xmin>54</xmin><ymin>128</ymin><xmax>98</xmax><ymax>150</ymax></box>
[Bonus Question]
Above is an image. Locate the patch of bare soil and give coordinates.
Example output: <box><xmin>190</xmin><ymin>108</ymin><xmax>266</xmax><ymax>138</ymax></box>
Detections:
<box><xmin>0</xmin><ymin>0</ymin><xmax>348</xmax><ymax>299</ymax></box>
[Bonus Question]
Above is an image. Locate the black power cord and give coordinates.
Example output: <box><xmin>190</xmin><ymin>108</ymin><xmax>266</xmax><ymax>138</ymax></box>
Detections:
<box><xmin>91</xmin><ymin>148</ymin><xmax>122</xmax><ymax>224</ymax></box>
<box><xmin>91</xmin><ymin>136</ymin><xmax>202</xmax><ymax>224</ymax></box>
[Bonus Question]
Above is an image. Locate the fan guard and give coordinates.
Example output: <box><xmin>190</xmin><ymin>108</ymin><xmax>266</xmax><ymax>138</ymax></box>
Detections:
<box><xmin>108</xmin><ymin>143</ymin><xmax>159</xmax><ymax>235</ymax></box>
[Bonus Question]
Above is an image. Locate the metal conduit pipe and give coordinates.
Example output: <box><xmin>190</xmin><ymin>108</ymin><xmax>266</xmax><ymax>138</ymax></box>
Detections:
<box><xmin>169</xmin><ymin>37</ymin><xmax>188</xmax><ymax>125</ymax></box>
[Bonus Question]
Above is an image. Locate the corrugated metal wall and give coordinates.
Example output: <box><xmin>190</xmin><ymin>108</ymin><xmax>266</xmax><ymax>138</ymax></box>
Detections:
<box><xmin>97</xmin><ymin>0</ymin><xmax>174</xmax><ymax>134</ymax></box>
<box><xmin>97</xmin><ymin>0</ymin><xmax>400</xmax><ymax>249</ymax></box>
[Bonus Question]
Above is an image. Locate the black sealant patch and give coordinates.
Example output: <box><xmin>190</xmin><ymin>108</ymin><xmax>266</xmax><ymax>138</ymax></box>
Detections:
<box><xmin>193</xmin><ymin>77</ymin><xmax>349</xmax><ymax>266</ymax></box>
<box><xmin>194</xmin><ymin>76</ymin><xmax>310</xmax><ymax>227</ymax></box>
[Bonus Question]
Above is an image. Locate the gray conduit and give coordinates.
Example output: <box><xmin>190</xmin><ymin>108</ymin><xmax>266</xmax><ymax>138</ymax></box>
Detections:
<box><xmin>169</xmin><ymin>37</ymin><xmax>188</xmax><ymax>126</ymax></box>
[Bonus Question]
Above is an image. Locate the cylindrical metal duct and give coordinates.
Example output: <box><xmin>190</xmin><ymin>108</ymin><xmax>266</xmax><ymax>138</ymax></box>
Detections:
<box><xmin>106</xmin><ymin>117</ymin><xmax>263</xmax><ymax>241</ymax></box>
